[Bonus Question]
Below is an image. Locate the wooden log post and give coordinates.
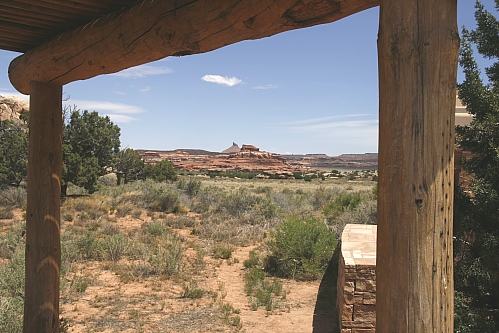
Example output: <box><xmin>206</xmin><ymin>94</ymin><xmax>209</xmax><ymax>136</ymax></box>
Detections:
<box><xmin>376</xmin><ymin>0</ymin><xmax>459</xmax><ymax>331</ymax></box>
<box><xmin>24</xmin><ymin>81</ymin><xmax>62</xmax><ymax>333</ymax></box>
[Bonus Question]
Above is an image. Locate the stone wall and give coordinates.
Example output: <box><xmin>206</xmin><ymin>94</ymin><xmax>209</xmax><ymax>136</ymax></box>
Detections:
<box><xmin>337</xmin><ymin>224</ymin><xmax>377</xmax><ymax>332</ymax></box>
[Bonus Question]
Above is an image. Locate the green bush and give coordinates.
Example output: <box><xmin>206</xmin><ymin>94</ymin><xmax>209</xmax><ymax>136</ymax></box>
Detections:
<box><xmin>144</xmin><ymin>221</ymin><xmax>169</xmax><ymax>237</ymax></box>
<box><xmin>0</xmin><ymin>187</ymin><xmax>27</xmax><ymax>209</ymax></box>
<box><xmin>185</xmin><ymin>178</ymin><xmax>202</xmax><ymax>197</ymax></box>
<box><xmin>0</xmin><ymin>240</ymin><xmax>25</xmax><ymax>333</ymax></box>
<box><xmin>0</xmin><ymin>207</ymin><xmax>14</xmax><ymax>220</ymax></box>
<box><xmin>100</xmin><ymin>234</ymin><xmax>130</xmax><ymax>261</ymax></box>
<box><xmin>181</xmin><ymin>280</ymin><xmax>205</xmax><ymax>299</ymax></box>
<box><xmin>323</xmin><ymin>191</ymin><xmax>363</xmax><ymax>221</ymax></box>
<box><xmin>265</xmin><ymin>216</ymin><xmax>337</xmax><ymax>280</ymax></box>
<box><xmin>218</xmin><ymin>188</ymin><xmax>259</xmax><ymax>217</ymax></box>
<box><xmin>147</xmin><ymin>234</ymin><xmax>183</xmax><ymax>275</ymax></box>
<box><xmin>213</xmin><ymin>244</ymin><xmax>233</xmax><ymax>259</ymax></box>
<box><xmin>75</xmin><ymin>231</ymin><xmax>100</xmax><ymax>260</ymax></box>
<box><xmin>244</xmin><ymin>267</ymin><xmax>283</xmax><ymax>311</ymax></box>
<box><xmin>243</xmin><ymin>250</ymin><xmax>261</xmax><ymax>268</ymax></box>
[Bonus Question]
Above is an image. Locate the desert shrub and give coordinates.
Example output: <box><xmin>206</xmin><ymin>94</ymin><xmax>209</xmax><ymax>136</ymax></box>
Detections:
<box><xmin>75</xmin><ymin>231</ymin><xmax>100</xmax><ymax>260</ymax></box>
<box><xmin>217</xmin><ymin>188</ymin><xmax>260</xmax><ymax>217</ymax></box>
<box><xmin>254</xmin><ymin>186</ymin><xmax>273</xmax><ymax>195</ymax></box>
<box><xmin>143</xmin><ymin>220</ymin><xmax>168</xmax><ymax>237</ymax></box>
<box><xmin>254</xmin><ymin>198</ymin><xmax>280</xmax><ymax>220</ymax></box>
<box><xmin>182</xmin><ymin>178</ymin><xmax>201</xmax><ymax>198</ymax></box>
<box><xmin>309</xmin><ymin>186</ymin><xmax>338</xmax><ymax>210</ymax></box>
<box><xmin>131</xmin><ymin>209</ymin><xmax>142</xmax><ymax>219</ymax></box>
<box><xmin>323</xmin><ymin>191</ymin><xmax>366</xmax><ymax>222</ymax></box>
<box><xmin>212</xmin><ymin>244</ymin><xmax>233</xmax><ymax>259</ymax></box>
<box><xmin>0</xmin><ymin>187</ymin><xmax>26</xmax><ymax>208</ymax></box>
<box><xmin>148</xmin><ymin>188</ymin><xmax>179</xmax><ymax>212</ymax></box>
<box><xmin>147</xmin><ymin>233</ymin><xmax>183</xmax><ymax>275</ymax></box>
<box><xmin>181</xmin><ymin>279</ymin><xmax>205</xmax><ymax>299</ymax></box>
<box><xmin>331</xmin><ymin>199</ymin><xmax>377</xmax><ymax>234</ymax></box>
<box><xmin>195</xmin><ymin>216</ymin><xmax>273</xmax><ymax>246</ymax></box>
<box><xmin>108</xmin><ymin>180</ymin><xmax>180</xmax><ymax>213</ymax></box>
<box><xmin>0</xmin><ymin>240</ymin><xmax>25</xmax><ymax>333</ymax></box>
<box><xmin>244</xmin><ymin>267</ymin><xmax>284</xmax><ymax>311</ymax></box>
<box><xmin>244</xmin><ymin>250</ymin><xmax>261</xmax><ymax>269</ymax></box>
<box><xmin>190</xmin><ymin>185</ymin><xmax>224</xmax><ymax>213</ymax></box>
<box><xmin>0</xmin><ymin>245</ymin><xmax>24</xmax><ymax>300</ymax></box>
<box><xmin>265</xmin><ymin>216</ymin><xmax>337</xmax><ymax>280</ymax></box>
<box><xmin>0</xmin><ymin>207</ymin><xmax>14</xmax><ymax>220</ymax></box>
<box><xmin>0</xmin><ymin>296</ymin><xmax>23</xmax><ymax>333</ymax></box>
<box><xmin>100</xmin><ymin>234</ymin><xmax>130</xmax><ymax>261</ymax></box>
<box><xmin>0</xmin><ymin>221</ymin><xmax>25</xmax><ymax>260</ymax></box>
<box><xmin>71</xmin><ymin>275</ymin><xmax>91</xmax><ymax>293</ymax></box>
<box><xmin>163</xmin><ymin>216</ymin><xmax>196</xmax><ymax>229</ymax></box>
<box><xmin>70</xmin><ymin>197</ymin><xmax>108</xmax><ymax>220</ymax></box>
<box><xmin>115</xmin><ymin>204</ymin><xmax>134</xmax><ymax>217</ymax></box>
<box><xmin>271</xmin><ymin>189</ymin><xmax>310</xmax><ymax>216</ymax></box>
<box><xmin>101</xmin><ymin>223</ymin><xmax>121</xmax><ymax>236</ymax></box>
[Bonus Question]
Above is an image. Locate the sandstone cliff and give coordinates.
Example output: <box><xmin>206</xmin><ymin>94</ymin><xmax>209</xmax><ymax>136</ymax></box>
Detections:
<box><xmin>0</xmin><ymin>95</ymin><xmax>29</xmax><ymax>123</ymax></box>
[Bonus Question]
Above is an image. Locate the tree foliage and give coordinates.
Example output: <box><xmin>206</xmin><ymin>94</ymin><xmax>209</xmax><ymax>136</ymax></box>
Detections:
<box><xmin>0</xmin><ymin>120</ymin><xmax>28</xmax><ymax>188</ymax></box>
<box><xmin>115</xmin><ymin>148</ymin><xmax>144</xmax><ymax>184</ymax></box>
<box><xmin>143</xmin><ymin>159</ymin><xmax>177</xmax><ymax>183</ymax></box>
<box><xmin>454</xmin><ymin>1</ymin><xmax>499</xmax><ymax>331</ymax></box>
<box><xmin>62</xmin><ymin>109</ymin><xmax>121</xmax><ymax>193</ymax></box>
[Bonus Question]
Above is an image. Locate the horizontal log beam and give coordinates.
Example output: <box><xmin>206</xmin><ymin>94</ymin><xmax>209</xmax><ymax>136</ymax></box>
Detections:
<box><xmin>9</xmin><ymin>0</ymin><xmax>378</xmax><ymax>94</ymax></box>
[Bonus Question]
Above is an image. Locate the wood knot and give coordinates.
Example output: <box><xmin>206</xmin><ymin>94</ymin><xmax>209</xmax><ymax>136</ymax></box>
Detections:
<box><xmin>244</xmin><ymin>16</ymin><xmax>256</xmax><ymax>28</ymax></box>
<box><xmin>415</xmin><ymin>198</ymin><xmax>423</xmax><ymax>212</ymax></box>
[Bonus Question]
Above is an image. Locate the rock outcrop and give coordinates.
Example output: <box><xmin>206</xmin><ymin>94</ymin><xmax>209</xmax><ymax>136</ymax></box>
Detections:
<box><xmin>0</xmin><ymin>95</ymin><xmax>29</xmax><ymax>123</ymax></box>
<box><xmin>138</xmin><ymin>144</ymin><xmax>313</xmax><ymax>175</ymax></box>
<box><xmin>221</xmin><ymin>142</ymin><xmax>241</xmax><ymax>154</ymax></box>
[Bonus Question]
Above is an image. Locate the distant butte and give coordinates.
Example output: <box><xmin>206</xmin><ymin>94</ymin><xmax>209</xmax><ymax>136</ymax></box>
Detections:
<box><xmin>137</xmin><ymin>144</ymin><xmax>378</xmax><ymax>173</ymax></box>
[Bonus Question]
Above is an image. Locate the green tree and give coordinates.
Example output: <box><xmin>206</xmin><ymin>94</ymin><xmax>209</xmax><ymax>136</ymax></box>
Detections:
<box><xmin>115</xmin><ymin>148</ymin><xmax>144</xmax><ymax>185</ymax></box>
<box><xmin>454</xmin><ymin>1</ymin><xmax>499</xmax><ymax>331</ymax></box>
<box><xmin>143</xmin><ymin>159</ymin><xmax>177</xmax><ymax>182</ymax></box>
<box><xmin>63</xmin><ymin>109</ymin><xmax>120</xmax><ymax>194</ymax></box>
<box><xmin>0</xmin><ymin>120</ymin><xmax>28</xmax><ymax>188</ymax></box>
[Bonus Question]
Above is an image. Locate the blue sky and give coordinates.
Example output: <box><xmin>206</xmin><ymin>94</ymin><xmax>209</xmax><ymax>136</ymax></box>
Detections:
<box><xmin>0</xmin><ymin>1</ymin><xmax>489</xmax><ymax>155</ymax></box>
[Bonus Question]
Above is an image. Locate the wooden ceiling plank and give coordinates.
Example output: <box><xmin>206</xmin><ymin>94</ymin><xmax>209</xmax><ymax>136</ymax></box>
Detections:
<box><xmin>37</xmin><ymin>0</ymin><xmax>137</xmax><ymax>12</ymax></box>
<box><xmin>9</xmin><ymin>0</ymin><xmax>378</xmax><ymax>95</ymax></box>
<box><xmin>0</xmin><ymin>10</ymin><xmax>75</xmax><ymax>28</ymax></box>
<box><xmin>0</xmin><ymin>21</ymin><xmax>58</xmax><ymax>35</ymax></box>
<box><xmin>1</xmin><ymin>1</ymin><xmax>95</xmax><ymax>17</ymax></box>
<box><xmin>12</xmin><ymin>0</ymin><xmax>99</xmax><ymax>16</ymax></box>
<box><xmin>0</xmin><ymin>40</ymin><xmax>29</xmax><ymax>53</ymax></box>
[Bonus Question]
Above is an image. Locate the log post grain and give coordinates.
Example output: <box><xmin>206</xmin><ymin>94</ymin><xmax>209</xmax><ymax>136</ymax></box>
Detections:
<box><xmin>8</xmin><ymin>0</ymin><xmax>378</xmax><ymax>95</ymax></box>
<box><xmin>376</xmin><ymin>0</ymin><xmax>459</xmax><ymax>331</ymax></box>
<box><xmin>24</xmin><ymin>81</ymin><xmax>62</xmax><ymax>333</ymax></box>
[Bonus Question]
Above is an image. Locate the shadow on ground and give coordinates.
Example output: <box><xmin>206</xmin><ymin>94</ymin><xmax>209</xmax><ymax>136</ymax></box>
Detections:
<box><xmin>313</xmin><ymin>243</ymin><xmax>340</xmax><ymax>333</ymax></box>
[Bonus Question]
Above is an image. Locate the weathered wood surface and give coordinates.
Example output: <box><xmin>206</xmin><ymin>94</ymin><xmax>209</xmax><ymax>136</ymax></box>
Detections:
<box><xmin>376</xmin><ymin>0</ymin><xmax>459</xmax><ymax>331</ymax></box>
<box><xmin>9</xmin><ymin>0</ymin><xmax>378</xmax><ymax>94</ymax></box>
<box><xmin>24</xmin><ymin>82</ymin><xmax>62</xmax><ymax>333</ymax></box>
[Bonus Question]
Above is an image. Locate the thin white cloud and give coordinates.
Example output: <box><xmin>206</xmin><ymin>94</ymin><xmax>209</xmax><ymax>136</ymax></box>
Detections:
<box><xmin>112</xmin><ymin>64</ymin><xmax>174</xmax><ymax>78</ymax></box>
<box><xmin>252</xmin><ymin>84</ymin><xmax>278</xmax><ymax>90</ymax></box>
<box><xmin>139</xmin><ymin>86</ymin><xmax>151</xmax><ymax>93</ymax></box>
<box><xmin>201</xmin><ymin>75</ymin><xmax>243</xmax><ymax>87</ymax></box>
<box><xmin>114</xmin><ymin>91</ymin><xmax>127</xmax><ymax>96</ymax></box>
<box><xmin>280</xmin><ymin>114</ymin><xmax>379</xmax><ymax>148</ymax></box>
<box><xmin>283</xmin><ymin>114</ymin><xmax>371</xmax><ymax>126</ymax></box>
<box><xmin>289</xmin><ymin>119</ymin><xmax>379</xmax><ymax>132</ymax></box>
<box><xmin>68</xmin><ymin>99</ymin><xmax>145</xmax><ymax>115</ymax></box>
<box><xmin>0</xmin><ymin>90</ymin><xmax>29</xmax><ymax>100</ymax></box>
<box><xmin>103</xmin><ymin>114</ymin><xmax>138</xmax><ymax>123</ymax></box>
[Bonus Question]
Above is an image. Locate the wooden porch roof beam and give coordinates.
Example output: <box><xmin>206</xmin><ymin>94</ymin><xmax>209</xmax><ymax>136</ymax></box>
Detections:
<box><xmin>8</xmin><ymin>0</ymin><xmax>378</xmax><ymax>95</ymax></box>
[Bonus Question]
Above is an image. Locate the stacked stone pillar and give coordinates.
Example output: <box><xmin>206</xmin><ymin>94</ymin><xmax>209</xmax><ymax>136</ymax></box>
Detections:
<box><xmin>337</xmin><ymin>224</ymin><xmax>377</xmax><ymax>332</ymax></box>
